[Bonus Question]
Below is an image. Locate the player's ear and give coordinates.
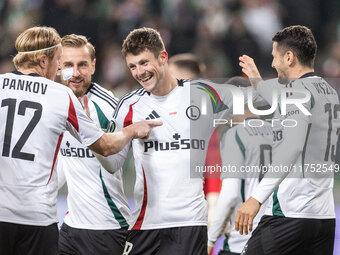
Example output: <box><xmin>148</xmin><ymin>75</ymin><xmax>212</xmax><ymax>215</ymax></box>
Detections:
<box><xmin>39</xmin><ymin>54</ymin><xmax>48</xmax><ymax>69</ymax></box>
<box><xmin>286</xmin><ymin>51</ymin><xmax>295</xmax><ymax>66</ymax></box>
<box><xmin>91</xmin><ymin>58</ymin><xmax>96</xmax><ymax>75</ymax></box>
<box><xmin>159</xmin><ymin>51</ymin><xmax>168</xmax><ymax>65</ymax></box>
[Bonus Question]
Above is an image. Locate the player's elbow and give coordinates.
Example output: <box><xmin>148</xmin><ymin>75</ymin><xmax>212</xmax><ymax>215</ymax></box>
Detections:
<box><xmin>100</xmin><ymin>149</ymin><xmax>110</xmax><ymax>157</ymax></box>
<box><xmin>101</xmin><ymin>164</ymin><xmax>116</xmax><ymax>174</ymax></box>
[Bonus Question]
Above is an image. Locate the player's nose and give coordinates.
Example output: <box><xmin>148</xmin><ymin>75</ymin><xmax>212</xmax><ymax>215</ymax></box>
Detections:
<box><xmin>136</xmin><ymin>65</ymin><xmax>145</xmax><ymax>77</ymax></box>
<box><xmin>73</xmin><ymin>67</ymin><xmax>80</xmax><ymax>77</ymax></box>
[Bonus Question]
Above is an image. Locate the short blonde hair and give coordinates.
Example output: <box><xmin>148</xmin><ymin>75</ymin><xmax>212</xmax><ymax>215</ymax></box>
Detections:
<box><xmin>13</xmin><ymin>26</ymin><xmax>61</xmax><ymax>69</ymax></box>
<box><xmin>61</xmin><ymin>34</ymin><xmax>96</xmax><ymax>60</ymax></box>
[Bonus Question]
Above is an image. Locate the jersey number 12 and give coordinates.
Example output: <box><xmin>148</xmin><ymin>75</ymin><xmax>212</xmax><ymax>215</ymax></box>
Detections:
<box><xmin>1</xmin><ymin>99</ymin><xmax>42</xmax><ymax>161</ymax></box>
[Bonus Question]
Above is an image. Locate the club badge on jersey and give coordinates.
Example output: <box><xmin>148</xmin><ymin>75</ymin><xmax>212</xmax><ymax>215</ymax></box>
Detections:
<box><xmin>106</xmin><ymin>120</ymin><xmax>116</xmax><ymax>133</ymax></box>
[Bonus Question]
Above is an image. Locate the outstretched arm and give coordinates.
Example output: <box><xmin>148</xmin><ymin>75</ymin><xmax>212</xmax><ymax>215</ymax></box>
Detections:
<box><xmin>88</xmin><ymin>120</ymin><xmax>162</xmax><ymax>157</ymax></box>
<box><xmin>208</xmin><ymin>178</ymin><xmax>241</xmax><ymax>253</ymax></box>
<box><xmin>235</xmin><ymin>116</ymin><xmax>309</xmax><ymax>235</ymax></box>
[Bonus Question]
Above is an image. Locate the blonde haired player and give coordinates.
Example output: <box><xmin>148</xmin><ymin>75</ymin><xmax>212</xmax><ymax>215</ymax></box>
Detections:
<box><xmin>0</xmin><ymin>26</ymin><xmax>161</xmax><ymax>255</ymax></box>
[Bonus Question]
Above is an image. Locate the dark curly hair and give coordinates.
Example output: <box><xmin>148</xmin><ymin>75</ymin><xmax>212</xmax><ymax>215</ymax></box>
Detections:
<box><xmin>122</xmin><ymin>27</ymin><xmax>165</xmax><ymax>57</ymax></box>
<box><xmin>272</xmin><ymin>25</ymin><xmax>317</xmax><ymax>68</ymax></box>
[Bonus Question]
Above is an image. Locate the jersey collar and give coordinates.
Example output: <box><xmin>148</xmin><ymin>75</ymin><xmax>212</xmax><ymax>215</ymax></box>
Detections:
<box><xmin>12</xmin><ymin>70</ymin><xmax>41</xmax><ymax>77</ymax></box>
<box><xmin>85</xmin><ymin>82</ymin><xmax>94</xmax><ymax>94</ymax></box>
<box><xmin>299</xmin><ymin>72</ymin><xmax>315</xmax><ymax>79</ymax></box>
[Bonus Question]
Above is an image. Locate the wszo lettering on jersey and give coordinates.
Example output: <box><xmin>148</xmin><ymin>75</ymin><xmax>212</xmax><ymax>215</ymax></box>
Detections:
<box><xmin>60</xmin><ymin>147</ymin><xmax>95</xmax><ymax>158</ymax></box>
<box><xmin>144</xmin><ymin>139</ymin><xmax>205</xmax><ymax>152</ymax></box>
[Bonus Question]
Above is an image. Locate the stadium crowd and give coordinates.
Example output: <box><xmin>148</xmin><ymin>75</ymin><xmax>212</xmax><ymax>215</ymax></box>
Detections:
<box><xmin>1</xmin><ymin>0</ymin><xmax>340</xmax><ymax>94</ymax></box>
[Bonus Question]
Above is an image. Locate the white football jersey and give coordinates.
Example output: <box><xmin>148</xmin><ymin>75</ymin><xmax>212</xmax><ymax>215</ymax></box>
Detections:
<box><xmin>110</xmin><ymin>79</ymin><xmax>263</xmax><ymax>230</ymax></box>
<box><xmin>0</xmin><ymin>72</ymin><xmax>103</xmax><ymax>226</ymax></box>
<box><xmin>252</xmin><ymin>73</ymin><xmax>339</xmax><ymax>219</ymax></box>
<box><xmin>208</xmin><ymin>120</ymin><xmax>272</xmax><ymax>253</ymax></box>
<box><xmin>58</xmin><ymin>83</ymin><xmax>131</xmax><ymax>230</ymax></box>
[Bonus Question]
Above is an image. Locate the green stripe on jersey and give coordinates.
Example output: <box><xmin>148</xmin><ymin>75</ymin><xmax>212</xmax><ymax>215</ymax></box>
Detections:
<box><xmin>301</xmin><ymin>123</ymin><xmax>312</xmax><ymax>177</ymax></box>
<box><xmin>235</xmin><ymin>130</ymin><xmax>245</xmax><ymax>158</ymax></box>
<box><xmin>222</xmin><ymin>234</ymin><xmax>231</xmax><ymax>252</ymax></box>
<box><xmin>99</xmin><ymin>169</ymin><xmax>129</xmax><ymax>228</ymax></box>
<box><xmin>241</xmin><ymin>179</ymin><xmax>245</xmax><ymax>203</ymax></box>
<box><xmin>92</xmin><ymin>100</ymin><xmax>110</xmax><ymax>129</ymax></box>
<box><xmin>272</xmin><ymin>187</ymin><xmax>284</xmax><ymax>217</ymax></box>
<box><xmin>304</xmin><ymin>86</ymin><xmax>315</xmax><ymax>109</ymax></box>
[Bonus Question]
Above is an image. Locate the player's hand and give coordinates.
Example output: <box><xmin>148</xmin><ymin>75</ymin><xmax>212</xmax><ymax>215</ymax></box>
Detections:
<box><xmin>129</xmin><ymin>120</ymin><xmax>163</xmax><ymax>139</ymax></box>
<box><xmin>235</xmin><ymin>197</ymin><xmax>261</xmax><ymax>235</ymax></box>
<box><xmin>239</xmin><ymin>55</ymin><xmax>262</xmax><ymax>89</ymax></box>
<box><xmin>207</xmin><ymin>245</ymin><xmax>213</xmax><ymax>255</ymax></box>
<box><xmin>79</xmin><ymin>95</ymin><xmax>90</xmax><ymax>118</ymax></box>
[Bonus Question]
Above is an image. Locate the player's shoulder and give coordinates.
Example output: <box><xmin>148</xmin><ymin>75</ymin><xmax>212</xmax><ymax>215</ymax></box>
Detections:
<box><xmin>113</xmin><ymin>87</ymin><xmax>148</xmax><ymax>118</ymax></box>
<box><xmin>87</xmin><ymin>82</ymin><xmax>118</xmax><ymax>108</ymax></box>
<box><xmin>290</xmin><ymin>73</ymin><xmax>324</xmax><ymax>89</ymax></box>
<box><xmin>188</xmin><ymin>78</ymin><xmax>219</xmax><ymax>88</ymax></box>
<box><xmin>222</xmin><ymin>125</ymin><xmax>237</xmax><ymax>143</ymax></box>
<box><xmin>4</xmin><ymin>71</ymin><xmax>73</xmax><ymax>95</ymax></box>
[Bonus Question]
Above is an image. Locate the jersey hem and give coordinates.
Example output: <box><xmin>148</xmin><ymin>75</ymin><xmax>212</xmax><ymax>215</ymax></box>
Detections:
<box><xmin>264</xmin><ymin>213</ymin><xmax>335</xmax><ymax>219</ymax></box>
<box><xmin>0</xmin><ymin>217</ymin><xmax>57</xmax><ymax>226</ymax></box>
<box><xmin>63</xmin><ymin>221</ymin><xmax>126</xmax><ymax>230</ymax></box>
<box><xmin>129</xmin><ymin>221</ymin><xmax>207</xmax><ymax>230</ymax></box>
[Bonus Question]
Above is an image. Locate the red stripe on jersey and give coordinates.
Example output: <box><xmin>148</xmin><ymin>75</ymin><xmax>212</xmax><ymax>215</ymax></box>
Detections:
<box><xmin>204</xmin><ymin>129</ymin><xmax>222</xmax><ymax>194</ymax></box>
<box><xmin>47</xmin><ymin>133</ymin><xmax>63</xmax><ymax>185</ymax></box>
<box><xmin>123</xmin><ymin>99</ymin><xmax>140</xmax><ymax>127</ymax></box>
<box><xmin>67</xmin><ymin>95</ymin><xmax>79</xmax><ymax>132</ymax></box>
<box><xmin>132</xmin><ymin>167</ymin><xmax>148</xmax><ymax>230</ymax></box>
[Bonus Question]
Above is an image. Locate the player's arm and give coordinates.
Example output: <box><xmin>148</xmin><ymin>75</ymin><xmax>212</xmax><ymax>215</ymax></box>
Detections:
<box><xmin>235</xmin><ymin>108</ymin><xmax>310</xmax><ymax>235</ymax></box>
<box><xmin>208</xmin><ymin>128</ymin><xmax>244</xmax><ymax>253</ymax></box>
<box><xmin>88</xmin><ymin>120</ymin><xmax>161</xmax><ymax>156</ymax></box>
<box><xmin>66</xmin><ymin>91</ymin><xmax>162</xmax><ymax>157</ymax></box>
<box><xmin>239</xmin><ymin>55</ymin><xmax>280</xmax><ymax>107</ymax></box>
<box><xmin>208</xmin><ymin>178</ymin><xmax>241</xmax><ymax>253</ymax></box>
<box><xmin>92</xmin><ymin>144</ymin><xmax>130</xmax><ymax>174</ymax></box>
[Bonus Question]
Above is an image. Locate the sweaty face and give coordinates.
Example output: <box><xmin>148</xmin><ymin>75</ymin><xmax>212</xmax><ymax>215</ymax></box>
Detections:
<box><xmin>45</xmin><ymin>46</ymin><xmax>62</xmax><ymax>81</ymax></box>
<box><xmin>60</xmin><ymin>46</ymin><xmax>95</xmax><ymax>97</ymax></box>
<box><xmin>126</xmin><ymin>49</ymin><xmax>166</xmax><ymax>95</ymax></box>
<box><xmin>271</xmin><ymin>42</ymin><xmax>289</xmax><ymax>84</ymax></box>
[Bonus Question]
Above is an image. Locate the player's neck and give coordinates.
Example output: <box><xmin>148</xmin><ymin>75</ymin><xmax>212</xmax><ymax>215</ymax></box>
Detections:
<box><xmin>18</xmin><ymin>67</ymin><xmax>44</xmax><ymax>78</ymax></box>
<box><xmin>287</xmin><ymin>65</ymin><xmax>314</xmax><ymax>83</ymax></box>
<box><xmin>152</xmin><ymin>72</ymin><xmax>178</xmax><ymax>96</ymax></box>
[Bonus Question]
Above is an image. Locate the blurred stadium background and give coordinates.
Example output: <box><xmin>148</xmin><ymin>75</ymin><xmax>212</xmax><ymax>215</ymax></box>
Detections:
<box><xmin>1</xmin><ymin>0</ymin><xmax>340</xmax><ymax>253</ymax></box>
